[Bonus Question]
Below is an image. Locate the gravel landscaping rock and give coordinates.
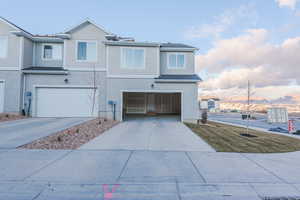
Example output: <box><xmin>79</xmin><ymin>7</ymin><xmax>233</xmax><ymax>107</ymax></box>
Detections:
<box><xmin>0</xmin><ymin>113</ymin><xmax>27</xmax><ymax>123</ymax></box>
<box><xmin>19</xmin><ymin>118</ymin><xmax>118</xmax><ymax>149</ymax></box>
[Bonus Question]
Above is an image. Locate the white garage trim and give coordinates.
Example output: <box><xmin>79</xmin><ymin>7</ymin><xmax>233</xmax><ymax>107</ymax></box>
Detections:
<box><xmin>0</xmin><ymin>80</ymin><xmax>5</xmax><ymax>113</ymax></box>
<box><xmin>120</xmin><ymin>90</ymin><xmax>183</xmax><ymax>122</ymax></box>
<box><xmin>0</xmin><ymin>67</ymin><xmax>20</xmax><ymax>71</ymax></box>
<box><xmin>32</xmin><ymin>85</ymin><xmax>99</xmax><ymax>117</ymax></box>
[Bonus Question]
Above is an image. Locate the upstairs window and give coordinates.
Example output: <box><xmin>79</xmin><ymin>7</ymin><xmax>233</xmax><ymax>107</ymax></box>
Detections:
<box><xmin>168</xmin><ymin>53</ymin><xmax>185</xmax><ymax>69</ymax></box>
<box><xmin>76</xmin><ymin>41</ymin><xmax>97</xmax><ymax>62</ymax></box>
<box><xmin>42</xmin><ymin>44</ymin><xmax>62</xmax><ymax>60</ymax></box>
<box><xmin>121</xmin><ymin>48</ymin><xmax>145</xmax><ymax>69</ymax></box>
<box><xmin>0</xmin><ymin>36</ymin><xmax>8</xmax><ymax>58</ymax></box>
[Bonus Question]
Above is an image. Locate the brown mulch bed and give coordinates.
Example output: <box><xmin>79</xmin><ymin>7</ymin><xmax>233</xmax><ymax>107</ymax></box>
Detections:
<box><xmin>19</xmin><ymin>118</ymin><xmax>118</xmax><ymax>150</ymax></box>
<box><xmin>0</xmin><ymin>113</ymin><xmax>27</xmax><ymax>122</ymax></box>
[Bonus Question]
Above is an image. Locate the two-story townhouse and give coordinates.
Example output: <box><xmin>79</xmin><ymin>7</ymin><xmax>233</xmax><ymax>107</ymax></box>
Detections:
<box><xmin>0</xmin><ymin>17</ymin><xmax>25</xmax><ymax>113</ymax></box>
<box><xmin>0</xmin><ymin>17</ymin><xmax>201</xmax><ymax>122</ymax></box>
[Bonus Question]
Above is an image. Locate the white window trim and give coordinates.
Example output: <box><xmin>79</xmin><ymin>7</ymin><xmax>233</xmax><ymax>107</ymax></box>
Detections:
<box><xmin>0</xmin><ymin>36</ymin><xmax>8</xmax><ymax>59</ymax></box>
<box><xmin>167</xmin><ymin>53</ymin><xmax>186</xmax><ymax>69</ymax></box>
<box><xmin>41</xmin><ymin>43</ymin><xmax>62</xmax><ymax>61</ymax></box>
<box><xmin>75</xmin><ymin>40</ymin><xmax>98</xmax><ymax>63</ymax></box>
<box><xmin>120</xmin><ymin>47</ymin><xmax>146</xmax><ymax>69</ymax></box>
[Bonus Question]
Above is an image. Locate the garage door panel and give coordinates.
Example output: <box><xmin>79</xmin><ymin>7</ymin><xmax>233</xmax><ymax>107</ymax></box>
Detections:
<box><xmin>36</xmin><ymin>87</ymin><xmax>98</xmax><ymax>117</ymax></box>
<box><xmin>125</xmin><ymin>93</ymin><xmax>146</xmax><ymax>114</ymax></box>
<box><xmin>155</xmin><ymin>93</ymin><xmax>180</xmax><ymax>114</ymax></box>
<box><xmin>124</xmin><ymin>92</ymin><xmax>181</xmax><ymax>115</ymax></box>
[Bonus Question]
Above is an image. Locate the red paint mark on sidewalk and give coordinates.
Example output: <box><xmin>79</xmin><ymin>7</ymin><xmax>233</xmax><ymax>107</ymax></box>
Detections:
<box><xmin>103</xmin><ymin>184</ymin><xmax>120</xmax><ymax>200</ymax></box>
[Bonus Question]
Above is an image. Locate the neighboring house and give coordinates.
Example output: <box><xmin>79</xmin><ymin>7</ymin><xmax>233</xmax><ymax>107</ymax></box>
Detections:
<box><xmin>0</xmin><ymin>17</ymin><xmax>201</xmax><ymax>122</ymax></box>
<box><xmin>200</xmin><ymin>98</ymin><xmax>220</xmax><ymax>112</ymax></box>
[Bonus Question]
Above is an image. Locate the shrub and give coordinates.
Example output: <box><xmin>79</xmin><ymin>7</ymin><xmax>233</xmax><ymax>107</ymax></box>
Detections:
<box><xmin>201</xmin><ymin>110</ymin><xmax>208</xmax><ymax>124</ymax></box>
<box><xmin>294</xmin><ymin>130</ymin><xmax>300</xmax><ymax>135</ymax></box>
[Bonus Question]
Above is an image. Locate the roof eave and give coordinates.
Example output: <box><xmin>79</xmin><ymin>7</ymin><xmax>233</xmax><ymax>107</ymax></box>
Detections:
<box><xmin>155</xmin><ymin>79</ymin><xmax>201</xmax><ymax>83</ymax></box>
<box><xmin>32</xmin><ymin>37</ymin><xmax>64</xmax><ymax>43</ymax></box>
<box><xmin>10</xmin><ymin>31</ymin><xmax>33</xmax><ymax>40</ymax></box>
<box><xmin>11</xmin><ymin>31</ymin><xmax>63</xmax><ymax>42</ymax></box>
<box><xmin>55</xmin><ymin>33</ymin><xmax>71</xmax><ymax>40</ymax></box>
<box><xmin>104</xmin><ymin>41</ymin><xmax>160</xmax><ymax>47</ymax></box>
<box><xmin>22</xmin><ymin>70</ymin><xmax>68</xmax><ymax>75</ymax></box>
<box><xmin>160</xmin><ymin>47</ymin><xmax>198</xmax><ymax>52</ymax></box>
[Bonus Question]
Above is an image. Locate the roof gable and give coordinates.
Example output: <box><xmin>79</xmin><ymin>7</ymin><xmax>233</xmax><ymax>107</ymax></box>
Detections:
<box><xmin>64</xmin><ymin>19</ymin><xmax>112</xmax><ymax>35</ymax></box>
<box><xmin>0</xmin><ymin>16</ymin><xmax>32</xmax><ymax>35</ymax></box>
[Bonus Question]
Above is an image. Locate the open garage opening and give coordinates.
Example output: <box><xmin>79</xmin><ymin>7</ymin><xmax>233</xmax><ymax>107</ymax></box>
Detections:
<box><xmin>122</xmin><ymin>92</ymin><xmax>182</xmax><ymax>121</ymax></box>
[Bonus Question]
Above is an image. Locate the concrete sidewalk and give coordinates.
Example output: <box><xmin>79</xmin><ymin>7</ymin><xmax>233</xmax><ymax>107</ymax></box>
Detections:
<box><xmin>1</xmin><ymin>149</ymin><xmax>300</xmax><ymax>199</ymax></box>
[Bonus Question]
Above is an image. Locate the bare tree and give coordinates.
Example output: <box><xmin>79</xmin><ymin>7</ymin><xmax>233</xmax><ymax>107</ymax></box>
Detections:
<box><xmin>91</xmin><ymin>65</ymin><xmax>97</xmax><ymax>116</ymax></box>
<box><xmin>246</xmin><ymin>80</ymin><xmax>256</xmax><ymax>135</ymax></box>
<box><xmin>246</xmin><ymin>80</ymin><xmax>251</xmax><ymax>135</ymax></box>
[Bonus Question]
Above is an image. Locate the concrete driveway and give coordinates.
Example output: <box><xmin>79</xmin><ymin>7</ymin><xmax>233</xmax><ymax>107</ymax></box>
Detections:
<box><xmin>0</xmin><ymin>117</ymin><xmax>91</xmax><ymax>149</ymax></box>
<box><xmin>80</xmin><ymin>116</ymin><xmax>215</xmax><ymax>152</ymax></box>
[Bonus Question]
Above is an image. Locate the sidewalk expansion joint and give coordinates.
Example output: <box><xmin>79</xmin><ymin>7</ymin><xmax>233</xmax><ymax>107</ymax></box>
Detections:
<box><xmin>240</xmin><ymin>153</ymin><xmax>289</xmax><ymax>184</ymax></box>
<box><xmin>185</xmin><ymin>151</ymin><xmax>207</xmax><ymax>183</ymax></box>
<box><xmin>117</xmin><ymin>150</ymin><xmax>133</xmax><ymax>181</ymax></box>
<box><xmin>22</xmin><ymin>150</ymin><xmax>74</xmax><ymax>181</ymax></box>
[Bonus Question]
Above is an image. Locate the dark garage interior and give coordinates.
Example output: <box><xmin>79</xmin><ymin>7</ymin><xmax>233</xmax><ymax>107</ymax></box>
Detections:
<box><xmin>122</xmin><ymin>92</ymin><xmax>181</xmax><ymax>120</ymax></box>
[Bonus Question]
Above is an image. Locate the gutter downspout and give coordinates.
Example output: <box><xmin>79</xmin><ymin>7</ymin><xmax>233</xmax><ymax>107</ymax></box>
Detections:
<box><xmin>22</xmin><ymin>73</ymin><xmax>26</xmax><ymax>112</ymax></box>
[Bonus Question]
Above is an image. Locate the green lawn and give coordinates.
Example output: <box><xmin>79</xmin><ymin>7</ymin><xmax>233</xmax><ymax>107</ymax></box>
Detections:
<box><xmin>185</xmin><ymin>121</ymin><xmax>300</xmax><ymax>153</ymax></box>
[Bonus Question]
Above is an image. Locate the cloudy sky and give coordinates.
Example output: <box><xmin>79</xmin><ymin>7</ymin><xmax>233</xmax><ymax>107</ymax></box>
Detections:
<box><xmin>1</xmin><ymin>0</ymin><xmax>300</xmax><ymax>103</ymax></box>
<box><xmin>192</xmin><ymin>0</ymin><xmax>300</xmax><ymax>102</ymax></box>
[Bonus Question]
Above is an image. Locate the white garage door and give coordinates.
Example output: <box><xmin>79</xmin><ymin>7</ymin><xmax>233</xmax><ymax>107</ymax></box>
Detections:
<box><xmin>35</xmin><ymin>87</ymin><xmax>98</xmax><ymax>117</ymax></box>
<box><xmin>0</xmin><ymin>81</ymin><xmax>4</xmax><ymax>113</ymax></box>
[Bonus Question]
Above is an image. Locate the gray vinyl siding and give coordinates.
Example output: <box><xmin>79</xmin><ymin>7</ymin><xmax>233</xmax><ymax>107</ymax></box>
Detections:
<box><xmin>106</xmin><ymin>78</ymin><xmax>199</xmax><ymax>122</ymax></box>
<box><xmin>0</xmin><ymin>21</ymin><xmax>21</xmax><ymax>69</ymax></box>
<box><xmin>34</xmin><ymin>43</ymin><xmax>63</xmax><ymax>67</ymax></box>
<box><xmin>24</xmin><ymin>71</ymin><xmax>107</xmax><ymax>117</ymax></box>
<box><xmin>107</xmin><ymin>46</ymin><xmax>159</xmax><ymax>76</ymax></box>
<box><xmin>23</xmin><ymin>38</ymin><xmax>33</xmax><ymax>68</ymax></box>
<box><xmin>0</xmin><ymin>71</ymin><xmax>22</xmax><ymax>112</ymax></box>
<box><xmin>64</xmin><ymin>23</ymin><xmax>107</xmax><ymax>69</ymax></box>
<box><xmin>160</xmin><ymin>51</ymin><xmax>195</xmax><ymax>75</ymax></box>
<box><xmin>0</xmin><ymin>19</ymin><xmax>200</xmax><ymax>120</ymax></box>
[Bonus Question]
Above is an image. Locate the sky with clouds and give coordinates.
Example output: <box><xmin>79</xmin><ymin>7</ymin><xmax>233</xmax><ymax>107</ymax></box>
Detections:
<box><xmin>186</xmin><ymin>0</ymin><xmax>300</xmax><ymax>102</ymax></box>
<box><xmin>1</xmin><ymin>0</ymin><xmax>299</xmax><ymax>102</ymax></box>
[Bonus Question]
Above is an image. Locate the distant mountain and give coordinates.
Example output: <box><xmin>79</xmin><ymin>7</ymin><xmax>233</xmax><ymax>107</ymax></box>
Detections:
<box><xmin>222</xmin><ymin>95</ymin><xmax>300</xmax><ymax>105</ymax></box>
<box><xmin>200</xmin><ymin>94</ymin><xmax>300</xmax><ymax>113</ymax></box>
<box><xmin>220</xmin><ymin>102</ymin><xmax>300</xmax><ymax>113</ymax></box>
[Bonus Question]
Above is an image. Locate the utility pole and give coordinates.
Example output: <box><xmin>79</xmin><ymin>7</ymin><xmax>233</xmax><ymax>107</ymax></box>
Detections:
<box><xmin>246</xmin><ymin>80</ymin><xmax>250</xmax><ymax>135</ymax></box>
